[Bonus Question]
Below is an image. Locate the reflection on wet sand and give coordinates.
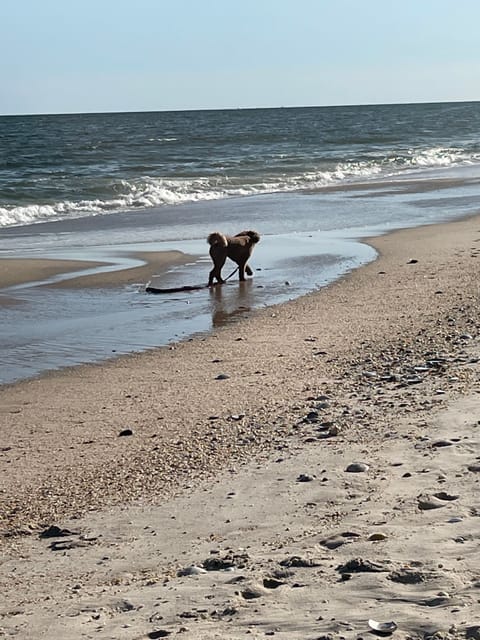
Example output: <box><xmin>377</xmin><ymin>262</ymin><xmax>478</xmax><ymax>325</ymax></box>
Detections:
<box><xmin>209</xmin><ymin>280</ymin><xmax>254</xmax><ymax>327</ymax></box>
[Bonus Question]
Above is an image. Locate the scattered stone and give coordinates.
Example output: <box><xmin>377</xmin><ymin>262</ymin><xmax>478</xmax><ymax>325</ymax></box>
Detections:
<box><xmin>39</xmin><ymin>525</ymin><xmax>79</xmax><ymax>539</ymax></box>
<box><xmin>280</xmin><ymin>556</ymin><xmax>321</xmax><ymax>568</ymax></box>
<box><xmin>118</xmin><ymin>428</ymin><xmax>134</xmax><ymax>437</ymax></box>
<box><xmin>368</xmin><ymin>533</ymin><xmax>388</xmax><ymax>542</ymax></box>
<box><xmin>215</xmin><ymin>373</ymin><xmax>230</xmax><ymax>380</ymax></box>
<box><xmin>263</xmin><ymin>577</ymin><xmax>285</xmax><ymax>589</ymax></box>
<box><xmin>345</xmin><ymin>462</ymin><xmax>369</xmax><ymax>473</ymax></box>
<box><xmin>336</xmin><ymin>558</ymin><xmax>387</xmax><ymax>574</ymax></box>
<box><xmin>407</xmin><ymin>259</ymin><xmax>418</xmax><ymax>264</ymax></box>
<box><xmin>432</xmin><ymin>491</ymin><xmax>459</xmax><ymax>501</ymax></box>
<box><xmin>240</xmin><ymin>585</ymin><xmax>267</xmax><ymax>599</ymax></box>
<box><xmin>297</xmin><ymin>473</ymin><xmax>315</xmax><ymax>482</ymax></box>
<box><xmin>432</xmin><ymin>439</ymin><xmax>454</xmax><ymax>448</ymax></box>
<box><xmin>271</xmin><ymin>568</ymin><xmax>295</xmax><ymax>579</ymax></box>
<box><xmin>322</xmin><ymin>536</ymin><xmax>346</xmax><ymax>550</ymax></box>
<box><xmin>467</xmin><ymin>464</ymin><xmax>480</xmax><ymax>473</ymax></box>
<box><xmin>388</xmin><ymin>568</ymin><xmax>431</xmax><ymax>584</ymax></box>
<box><xmin>317</xmin><ymin>426</ymin><xmax>339</xmax><ymax>439</ymax></box>
<box><xmin>321</xmin><ymin>531</ymin><xmax>360</xmax><ymax>549</ymax></box>
<box><xmin>177</xmin><ymin>565</ymin><xmax>207</xmax><ymax>577</ymax></box>
<box><xmin>465</xmin><ymin>626</ymin><xmax>480</xmax><ymax>640</ymax></box>
<box><xmin>148</xmin><ymin>631</ymin><xmax>171</xmax><ymax>639</ymax></box>
<box><xmin>203</xmin><ymin>551</ymin><xmax>249</xmax><ymax>571</ymax></box>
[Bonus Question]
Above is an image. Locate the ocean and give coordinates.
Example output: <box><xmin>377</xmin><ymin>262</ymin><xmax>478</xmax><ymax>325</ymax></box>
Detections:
<box><xmin>1</xmin><ymin>102</ymin><xmax>480</xmax><ymax>383</ymax></box>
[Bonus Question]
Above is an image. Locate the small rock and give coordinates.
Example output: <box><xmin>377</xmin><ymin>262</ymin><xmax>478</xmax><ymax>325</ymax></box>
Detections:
<box><xmin>177</xmin><ymin>565</ymin><xmax>207</xmax><ymax>577</ymax></box>
<box><xmin>263</xmin><ymin>577</ymin><xmax>285</xmax><ymax>589</ymax></box>
<box><xmin>433</xmin><ymin>491</ymin><xmax>459</xmax><ymax>501</ymax></box>
<box><xmin>118</xmin><ymin>428</ymin><xmax>133</xmax><ymax>437</ymax></box>
<box><xmin>240</xmin><ymin>585</ymin><xmax>267</xmax><ymax>599</ymax></box>
<box><xmin>336</xmin><ymin>558</ymin><xmax>387</xmax><ymax>574</ymax></box>
<box><xmin>279</xmin><ymin>556</ymin><xmax>320</xmax><ymax>568</ymax></box>
<box><xmin>432</xmin><ymin>439</ymin><xmax>454</xmax><ymax>448</ymax></box>
<box><xmin>345</xmin><ymin>462</ymin><xmax>369</xmax><ymax>473</ymax></box>
<box><xmin>389</xmin><ymin>568</ymin><xmax>429</xmax><ymax>584</ymax></box>
<box><xmin>39</xmin><ymin>525</ymin><xmax>79</xmax><ymax>539</ymax></box>
<box><xmin>216</xmin><ymin>373</ymin><xmax>230</xmax><ymax>380</ymax></box>
<box><xmin>368</xmin><ymin>533</ymin><xmax>388</xmax><ymax>542</ymax></box>
<box><xmin>297</xmin><ymin>473</ymin><xmax>315</xmax><ymax>482</ymax></box>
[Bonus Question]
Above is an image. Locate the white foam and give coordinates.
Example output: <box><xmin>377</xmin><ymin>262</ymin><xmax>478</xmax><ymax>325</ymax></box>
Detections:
<box><xmin>1</xmin><ymin>146</ymin><xmax>479</xmax><ymax>228</ymax></box>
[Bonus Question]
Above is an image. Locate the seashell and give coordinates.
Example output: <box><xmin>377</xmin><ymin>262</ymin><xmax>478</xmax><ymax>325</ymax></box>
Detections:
<box><xmin>368</xmin><ymin>619</ymin><xmax>397</xmax><ymax>634</ymax></box>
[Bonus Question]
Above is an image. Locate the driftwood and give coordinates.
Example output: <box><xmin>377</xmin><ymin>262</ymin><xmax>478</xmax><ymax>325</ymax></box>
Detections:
<box><xmin>145</xmin><ymin>283</ymin><xmax>208</xmax><ymax>294</ymax></box>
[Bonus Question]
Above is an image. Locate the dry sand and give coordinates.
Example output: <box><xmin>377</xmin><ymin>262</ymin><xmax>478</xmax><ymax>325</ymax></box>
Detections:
<box><xmin>1</xmin><ymin>216</ymin><xmax>480</xmax><ymax>639</ymax></box>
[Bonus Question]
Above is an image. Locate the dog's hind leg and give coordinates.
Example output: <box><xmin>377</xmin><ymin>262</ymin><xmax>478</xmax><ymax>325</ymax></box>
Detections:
<box><xmin>238</xmin><ymin>260</ymin><xmax>248</xmax><ymax>281</ymax></box>
<box><xmin>208</xmin><ymin>251</ymin><xmax>227</xmax><ymax>286</ymax></box>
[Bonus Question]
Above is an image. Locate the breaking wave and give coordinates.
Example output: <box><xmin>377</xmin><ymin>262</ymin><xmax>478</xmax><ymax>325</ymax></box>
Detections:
<box><xmin>1</xmin><ymin>145</ymin><xmax>479</xmax><ymax>228</ymax></box>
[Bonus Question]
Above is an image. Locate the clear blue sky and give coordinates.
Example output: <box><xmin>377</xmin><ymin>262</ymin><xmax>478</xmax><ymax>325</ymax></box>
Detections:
<box><xmin>1</xmin><ymin>0</ymin><xmax>479</xmax><ymax>115</ymax></box>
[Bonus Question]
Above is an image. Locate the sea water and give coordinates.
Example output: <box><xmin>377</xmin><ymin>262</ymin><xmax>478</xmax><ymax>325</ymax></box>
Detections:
<box><xmin>1</xmin><ymin>102</ymin><xmax>480</xmax><ymax>383</ymax></box>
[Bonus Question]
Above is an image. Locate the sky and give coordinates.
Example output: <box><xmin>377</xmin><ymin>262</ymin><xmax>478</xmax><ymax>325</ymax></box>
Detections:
<box><xmin>1</xmin><ymin>0</ymin><xmax>479</xmax><ymax>115</ymax></box>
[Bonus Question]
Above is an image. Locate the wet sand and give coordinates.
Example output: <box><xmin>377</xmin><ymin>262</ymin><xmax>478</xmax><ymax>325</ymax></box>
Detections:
<box><xmin>0</xmin><ymin>257</ymin><xmax>104</xmax><ymax>289</ymax></box>
<box><xmin>1</xmin><ymin>214</ymin><xmax>480</xmax><ymax>639</ymax></box>
<box><xmin>0</xmin><ymin>250</ymin><xmax>194</xmax><ymax>291</ymax></box>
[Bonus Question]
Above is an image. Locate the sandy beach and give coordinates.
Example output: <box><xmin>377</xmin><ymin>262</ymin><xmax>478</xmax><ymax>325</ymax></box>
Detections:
<box><xmin>1</xmin><ymin>215</ymin><xmax>480</xmax><ymax>639</ymax></box>
<box><xmin>0</xmin><ymin>250</ymin><xmax>193</xmax><ymax>292</ymax></box>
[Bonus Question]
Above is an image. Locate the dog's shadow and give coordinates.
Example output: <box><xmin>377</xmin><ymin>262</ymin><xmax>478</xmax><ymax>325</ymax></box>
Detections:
<box><xmin>209</xmin><ymin>280</ymin><xmax>254</xmax><ymax>327</ymax></box>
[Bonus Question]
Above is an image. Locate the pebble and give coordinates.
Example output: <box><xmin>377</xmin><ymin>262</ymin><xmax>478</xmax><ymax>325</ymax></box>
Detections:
<box><xmin>177</xmin><ymin>565</ymin><xmax>207</xmax><ymax>576</ymax></box>
<box><xmin>432</xmin><ymin>439</ymin><xmax>454</xmax><ymax>447</ymax></box>
<box><xmin>215</xmin><ymin>373</ymin><xmax>230</xmax><ymax>380</ymax></box>
<box><xmin>118</xmin><ymin>429</ymin><xmax>134</xmax><ymax>437</ymax></box>
<box><xmin>297</xmin><ymin>473</ymin><xmax>315</xmax><ymax>482</ymax></box>
<box><xmin>345</xmin><ymin>462</ymin><xmax>369</xmax><ymax>473</ymax></box>
<box><xmin>263</xmin><ymin>577</ymin><xmax>285</xmax><ymax>589</ymax></box>
<box><xmin>368</xmin><ymin>533</ymin><xmax>388</xmax><ymax>542</ymax></box>
<box><xmin>240</xmin><ymin>585</ymin><xmax>267</xmax><ymax>599</ymax></box>
<box><xmin>432</xmin><ymin>491</ymin><xmax>459</xmax><ymax>501</ymax></box>
<box><xmin>467</xmin><ymin>463</ymin><xmax>480</xmax><ymax>473</ymax></box>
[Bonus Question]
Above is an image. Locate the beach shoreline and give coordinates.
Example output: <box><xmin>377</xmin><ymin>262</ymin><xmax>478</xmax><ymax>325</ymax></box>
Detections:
<box><xmin>0</xmin><ymin>249</ymin><xmax>195</xmax><ymax>291</ymax></box>
<box><xmin>1</xmin><ymin>213</ymin><xmax>480</xmax><ymax>638</ymax></box>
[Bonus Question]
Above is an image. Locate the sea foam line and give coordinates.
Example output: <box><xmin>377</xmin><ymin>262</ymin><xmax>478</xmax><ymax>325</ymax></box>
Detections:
<box><xmin>1</xmin><ymin>146</ymin><xmax>478</xmax><ymax>228</ymax></box>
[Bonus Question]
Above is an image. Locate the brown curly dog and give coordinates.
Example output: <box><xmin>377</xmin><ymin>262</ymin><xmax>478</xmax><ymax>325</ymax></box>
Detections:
<box><xmin>207</xmin><ymin>230</ymin><xmax>260</xmax><ymax>286</ymax></box>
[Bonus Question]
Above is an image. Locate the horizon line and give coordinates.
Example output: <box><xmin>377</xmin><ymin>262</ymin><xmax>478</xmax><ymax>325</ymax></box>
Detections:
<box><xmin>1</xmin><ymin>98</ymin><xmax>479</xmax><ymax>118</ymax></box>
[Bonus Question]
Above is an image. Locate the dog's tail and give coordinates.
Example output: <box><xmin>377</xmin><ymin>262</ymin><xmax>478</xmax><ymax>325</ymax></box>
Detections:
<box><xmin>207</xmin><ymin>231</ymin><xmax>228</xmax><ymax>247</ymax></box>
<box><xmin>235</xmin><ymin>230</ymin><xmax>260</xmax><ymax>244</ymax></box>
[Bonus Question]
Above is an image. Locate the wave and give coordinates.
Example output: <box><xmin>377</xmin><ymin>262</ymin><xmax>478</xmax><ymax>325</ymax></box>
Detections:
<box><xmin>1</xmin><ymin>145</ymin><xmax>479</xmax><ymax>228</ymax></box>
